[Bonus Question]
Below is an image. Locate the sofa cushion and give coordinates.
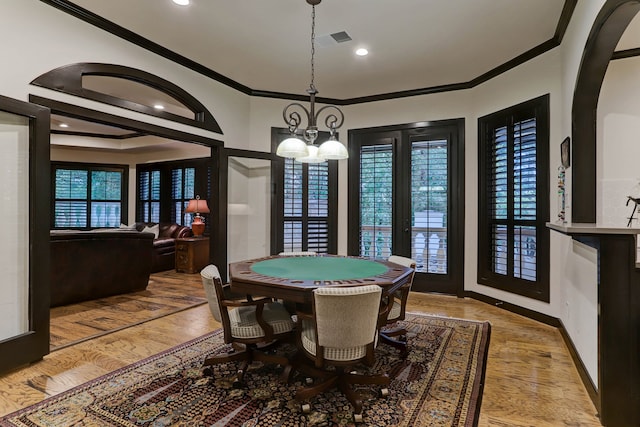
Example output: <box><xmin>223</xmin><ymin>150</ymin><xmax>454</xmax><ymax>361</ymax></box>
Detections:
<box><xmin>142</xmin><ymin>224</ymin><xmax>160</xmax><ymax>238</ymax></box>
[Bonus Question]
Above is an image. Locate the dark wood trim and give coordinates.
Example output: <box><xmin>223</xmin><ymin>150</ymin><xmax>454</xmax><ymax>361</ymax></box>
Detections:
<box><xmin>464</xmin><ymin>291</ymin><xmax>560</xmax><ymax>327</ymax></box>
<box><xmin>571</xmin><ymin>0</ymin><xmax>640</xmax><ymax>223</ymax></box>
<box><xmin>31</xmin><ymin>62</ymin><xmax>223</xmax><ymax>134</ymax></box>
<box><xmin>557</xmin><ymin>319</ymin><xmax>599</xmax><ymax>414</ymax></box>
<box><xmin>612</xmin><ymin>46</ymin><xmax>640</xmax><ymax>59</ymax></box>
<box><xmin>465</xmin><ymin>290</ymin><xmax>599</xmax><ymax>415</ymax></box>
<box><xmin>270</xmin><ymin>128</ymin><xmax>338</xmax><ymax>255</ymax></box>
<box><xmin>29</xmin><ymin>95</ymin><xmax>223</xmax><ymax>147</ymax></box>
<box><xmin>38</xmin><ymin>0</ymin><xmax>252</xmax><ymax>96</ymax></box>
<box><xmin>348</xmin><ymin>118</ymin><xmax>465</xmax><ymax>296</ymax></box>
<box><xmin>218</xmin><ymin>148</ymin><xmax>278</xmax><ymax>283</ymax></box>
<box><xmin>477</xmin><ymin>94</ymin><xmax>551</xmax><ymax>302</ymax></box>
<box><xmin>0</xmin><ymin>95</ymin><xmax>51</xmax><ymax>374</ymax></box>
<box><xmin>51</xmin><ymin>161</ymin><xmax>129</xmax><ymax>228</ymax></box>
<box><xmin>51</xmin><ymin>129</ymin><xmax>143</xmax><ymax>139</ymax></box>
<box><xmin>39</xmin><ymin>0</ymin><xmax>576</xmax><ymax>105</ymax></box>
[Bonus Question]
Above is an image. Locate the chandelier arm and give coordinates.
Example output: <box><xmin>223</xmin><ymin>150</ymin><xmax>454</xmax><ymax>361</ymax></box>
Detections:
<box><xmin>314</xmin><ymin>105</ymin><xmax>345</xmax><ymax>131</ymax></box>
<box><xmin>282</xmin><ymin>102</ymin><xmax>311</xmax><ymax>133</ymax></box>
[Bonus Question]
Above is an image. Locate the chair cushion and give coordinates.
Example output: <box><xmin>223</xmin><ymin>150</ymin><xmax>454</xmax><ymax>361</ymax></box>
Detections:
<box><xmin>229</xmin><ymin>302</ymin><xmax>294</xmax><ymax>339</ymax></box>
<box><xmin>300</xmin><ymin>319</ymin><xmax>368</xmax><ymax>361</ymax></box>
<box><xmin>388</xmin><ymin>299</ymin><xmax>402</xmax><ymax>321</ymax></box>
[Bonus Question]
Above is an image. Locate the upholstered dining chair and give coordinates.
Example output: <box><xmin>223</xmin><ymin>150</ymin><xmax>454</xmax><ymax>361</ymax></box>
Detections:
<box><xmin>294</xmin><ymin>285</ymin><xmax>390</xmax><ymax>422</ymax></box>
<box><xmin>278</xmin><ymin>251</ymin><xmax>317</xmax><ymax>256</ymax></box>
<box><xmin>380</xmin><ymin>255</ymin><xmax>417</xmax><ymax>357</ymax></box>
<box><xmin>200</xmin><ymin>264</ymin><xmax>295</xmax><ymax>386</ymax></box>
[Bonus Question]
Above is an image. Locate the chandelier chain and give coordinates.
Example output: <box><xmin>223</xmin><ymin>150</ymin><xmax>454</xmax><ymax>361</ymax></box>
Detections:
<box><xmin>310</xmin><ymin>4</ymin><xmax>316</xmax><ymax>91</ymax></box>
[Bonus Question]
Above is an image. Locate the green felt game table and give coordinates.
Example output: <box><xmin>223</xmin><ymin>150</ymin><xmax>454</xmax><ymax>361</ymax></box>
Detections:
<box><xmin>228</xmin><ymin>255</ymin><xmax>413</xmax><ymax>304</ymax></box>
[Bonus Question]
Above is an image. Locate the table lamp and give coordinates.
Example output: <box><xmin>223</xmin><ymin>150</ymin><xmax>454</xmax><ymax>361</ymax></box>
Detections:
<box><xmin>185</xmin><ymin>195</ymin><xmax>210</xmax><ymax>237</ymax></box>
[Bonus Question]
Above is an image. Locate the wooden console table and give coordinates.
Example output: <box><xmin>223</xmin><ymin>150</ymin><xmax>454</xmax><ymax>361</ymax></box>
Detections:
<box><xmin>175</xmin><ymin>237</ymin><xmax>210</xmax><ymax>274</ymax></box>
<box><xmin>548</xmin><ymin>222</ymin><xmax>640</xmax><ymax>426</ymax></box>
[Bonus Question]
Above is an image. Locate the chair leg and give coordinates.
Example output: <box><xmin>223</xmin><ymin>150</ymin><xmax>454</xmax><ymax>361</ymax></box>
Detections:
<box><xmin>379</xmin><ymin>330</ymin><xmax>408</xmax><ymax>357</ymax></box>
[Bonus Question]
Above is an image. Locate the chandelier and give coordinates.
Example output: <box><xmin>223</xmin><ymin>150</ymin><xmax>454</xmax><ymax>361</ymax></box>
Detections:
<box><xmin>276</xmin><ymin>0</ymin><xmax>348</xmax><ymax>163</ymax></box>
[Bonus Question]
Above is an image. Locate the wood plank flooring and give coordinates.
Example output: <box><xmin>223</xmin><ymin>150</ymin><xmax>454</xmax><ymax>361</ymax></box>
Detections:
<box><xmin>0</xmin><ymin>281</ymin><xmax>601</xmax><ymax>426</ymax></box>
<box><xmin>50</xmin><ymin>271</ymin><xmax>206</xmax><ymax>350</ymax></box>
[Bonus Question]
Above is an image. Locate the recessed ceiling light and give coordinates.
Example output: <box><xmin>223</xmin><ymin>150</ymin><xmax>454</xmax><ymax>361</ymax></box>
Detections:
<box><xmin>59</xmin><ymin>123</ymin><xmax>69</xmax><ymax>128</ymax></box>
<box><xmin>355</xmin><ymin>48</ymin><xmax>369</xmax><ymax>56</ymax></box>
<box><xmin>153</xmin><ymin>104</ymin><xmax>165</xmax><ymax>110</ymax></box>
<box><xmin>172</xmin><ymin>0</ymin><xmax>190</xmax><ymax>5</ymax></box>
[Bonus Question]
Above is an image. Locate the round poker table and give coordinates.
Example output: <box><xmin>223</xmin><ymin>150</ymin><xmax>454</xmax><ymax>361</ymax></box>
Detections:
<box><xmin>229</xmin><ymin>255</ymin><xmax>413</xmax><ymax>303</ymax></box>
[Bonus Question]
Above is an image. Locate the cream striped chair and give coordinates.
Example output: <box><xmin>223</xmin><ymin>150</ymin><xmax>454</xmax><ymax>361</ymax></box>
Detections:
<box><xmin>278</xmin><ymin>251</ymin><xmax>317</xmax><ymax>256</ymax></box>
<box><xmin>294</xmin><ymin>285</ymin><xmax>389</xmax><ymax>422</ymax></box>
<box><xmin>200</xmin><ymin>264</ymin><xmax>295</xmax><ymax>385</ymax></box>
<box><xmin>380</xmin><ymin>255</ymin><xmax>417</xmax><ymax>357</ymax></box>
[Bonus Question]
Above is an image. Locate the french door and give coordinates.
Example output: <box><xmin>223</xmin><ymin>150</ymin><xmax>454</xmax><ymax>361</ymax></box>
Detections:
<box><xmin>348</xmin><ymin>119</ymin><xmax>464</xmax><ymax>295</ymax></box>
<box><xmin>0</xmin><ymin>95</ymin><xmax>50</xmax><ymax>373</ymax></box>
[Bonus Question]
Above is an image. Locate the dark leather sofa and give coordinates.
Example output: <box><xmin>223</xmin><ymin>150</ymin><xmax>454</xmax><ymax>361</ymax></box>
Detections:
<box><xmin>134</xmin><ymin>222</ymin><xmax>193</xmax><ymax>272</ymax></box>
<box><xmin>50</xmin><ymin>230</ymin><xmax>154</xmax><ymax>307</ymax></box>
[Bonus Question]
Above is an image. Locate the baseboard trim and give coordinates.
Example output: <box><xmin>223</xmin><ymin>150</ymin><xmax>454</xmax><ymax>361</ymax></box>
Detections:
<box><xmin>464</xmin><ymin>290</ymin><xmax>599</xmax><ymax>413</ymax></box>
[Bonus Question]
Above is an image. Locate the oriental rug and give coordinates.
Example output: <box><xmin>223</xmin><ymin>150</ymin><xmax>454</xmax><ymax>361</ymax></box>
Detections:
<box><xmin>1</xmin><ymin>313</ymin><xmax>491</xmax><ymax>427</ymax></box>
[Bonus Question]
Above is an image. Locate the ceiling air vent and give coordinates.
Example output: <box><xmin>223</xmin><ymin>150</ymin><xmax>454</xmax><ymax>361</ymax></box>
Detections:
<box><xmin>331</xmin><ymin>31</ymin><xmax>352</xmax><ymax>43</ymax></box>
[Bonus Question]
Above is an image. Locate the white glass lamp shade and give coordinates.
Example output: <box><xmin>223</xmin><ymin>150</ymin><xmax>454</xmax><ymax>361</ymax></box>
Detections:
<box><xmin>296</xmin><ymin>145</ymin><xmax>326</xmax><ymax>163</ymax></box>
<box><xmin>318</xmin><ymin>136</ymin><xmax>348</xmax><ymax>160</ymax></box>
<box><xmin>276</xmin><ymin>136</ymin><xmax>308</xmax><ymax>158</ymax></box>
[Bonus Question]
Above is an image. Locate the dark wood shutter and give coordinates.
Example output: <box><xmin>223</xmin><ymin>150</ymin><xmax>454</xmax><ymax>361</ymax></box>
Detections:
<box><xmin>479</xmin><ymin>95</ymin><xmax>549</xmax><ymax>301</ymax></box>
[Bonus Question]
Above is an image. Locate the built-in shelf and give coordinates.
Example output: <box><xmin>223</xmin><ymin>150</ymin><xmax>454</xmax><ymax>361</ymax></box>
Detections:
<box><xmin>547</xmin><ymin>221</ymin><xmax>640</xmax><ymax>235</ymax></box>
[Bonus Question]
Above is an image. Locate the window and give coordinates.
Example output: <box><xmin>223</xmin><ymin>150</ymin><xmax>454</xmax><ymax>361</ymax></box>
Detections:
<box><xmin>52</xmin><ymin>162</ymin><xmax>128</xmax><ymax>229</ymax></box>
<box><xmin>272</xmin><ymin>129</ymin><xmax>337</xmax><ymax>254</ymax></box>
<box><xmin>138</xmin><ymin>169</ymin><xmax>161</xmax><ymax>223</ymax></box>
<box><xmin>137</xmin><ymin>158</ymin><xmax>210</xmax><ymax>227</ymax></box>
<box><xmin>171</xmin><ymin>167</ymin><xmax>196</xmax><ymax>227</ymax></box>
<box><xmin>478</xmin><ymin>95</ymin><xmax>550</xmax><ymax>301</ymax></box>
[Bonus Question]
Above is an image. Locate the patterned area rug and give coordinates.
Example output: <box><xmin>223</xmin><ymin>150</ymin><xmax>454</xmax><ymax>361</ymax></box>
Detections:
<box><xmin>0</xmin><ymin>313</ymin><xmax>490</xmax><ymax>427</ymax></box>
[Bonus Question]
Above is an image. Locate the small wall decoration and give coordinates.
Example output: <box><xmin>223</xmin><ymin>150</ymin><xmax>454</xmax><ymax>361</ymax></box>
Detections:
<box><xmin>557</xmin><ymin>166</ymin><xmax>566</xmax><ymax>223</ymax></box>
<box><xmin>560</xmin><ymin>137</ymin><xmax>570</xmax><ymax>168</ymax></box>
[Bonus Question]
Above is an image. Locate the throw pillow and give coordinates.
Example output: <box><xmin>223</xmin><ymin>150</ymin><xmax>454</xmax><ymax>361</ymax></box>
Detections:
<box><xmin>120</xmin><ymin>223</ymin><xmax>137</xmax><ymax>230</ymax></box>
<box><xmin>142</xmin><ymin>224</ymin><xmax>159</xmax><ymax>239</ymax></box>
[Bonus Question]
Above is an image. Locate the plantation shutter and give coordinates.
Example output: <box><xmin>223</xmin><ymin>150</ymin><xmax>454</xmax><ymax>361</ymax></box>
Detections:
<box><xmin>171</xmin><ymin>167</ymin><xmax>195</xmax><ymax>226</ymax></box>
<box><xmin>359</xmin><ymin>144</ymin><xmax>393</xmax><ymax>259</ymax></box>
<box><xmin>54</xmin><ymin>168</ymin><xmax>88</xmax><ymax>228</ymax></box>
<box><xmin>488</xmin><ymin>118</ymin><xmax>538</xmax><ymax>282</ymax></box>
<box><xmin>282</xmin><ymin>159</ymin><xmax>332</xmax><ymax>253</ymax></box>
<box><xmin>307</xmin><ymin>163</ymin><xmax>330</xmax><ymax>252</ymax></box>
<box><xmin>138</xmin><ymin>169</ymin><xmax>161</xmax><ymax>223</ymax></box>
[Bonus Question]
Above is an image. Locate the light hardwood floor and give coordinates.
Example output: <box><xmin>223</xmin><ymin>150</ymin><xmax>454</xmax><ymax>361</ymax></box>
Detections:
<box><xmin>0</xmin><ymin>287</ymin><xmax>601</xmax><ymax>426</ymax></box>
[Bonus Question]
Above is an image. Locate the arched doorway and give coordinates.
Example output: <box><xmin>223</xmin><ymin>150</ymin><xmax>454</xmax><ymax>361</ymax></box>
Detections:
<box><xmin>571</xmin><ymin>0</ymin><xmax>640</xmax><ymax>222</ymax></box>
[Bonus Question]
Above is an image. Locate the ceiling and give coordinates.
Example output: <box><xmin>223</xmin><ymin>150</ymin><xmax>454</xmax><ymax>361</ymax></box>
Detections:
<box><xmin>64</xmin><ymin>0</ymin><xmax>569</xmax><ymax>100</ymax></box>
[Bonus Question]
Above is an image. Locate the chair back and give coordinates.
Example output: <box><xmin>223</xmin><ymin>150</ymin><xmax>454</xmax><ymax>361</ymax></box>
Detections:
<box><xmin>313</xmin><ymin>285</ymin><xmax>382</xmax><ymax>350</ymax></box>
<box><xmin>388</xmin><ymin>255</ymin><xmax>416</xmax><ymax>284</ymax></box>
<box><xmin>201</xmin><ymin>264</ymin><xmax>225</xmax><ymax>323</ymax></box>
<box><xmin>278</xmin><ymin>251</ymin><xmax>317</xmax><ymax>256</ymax></box>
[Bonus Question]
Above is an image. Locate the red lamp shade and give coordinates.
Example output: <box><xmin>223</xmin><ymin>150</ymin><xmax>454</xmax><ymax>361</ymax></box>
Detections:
<box><xmin>185</xmin><ymin>196</ymin><xmax>210</xmax><ymax>237</ymax></box>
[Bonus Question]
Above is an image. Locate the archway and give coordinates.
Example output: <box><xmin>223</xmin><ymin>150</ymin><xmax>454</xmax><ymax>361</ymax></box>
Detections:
<box><xmin>572</xmin><ymin>0</ymin><xmax>640</xmax><ymax>222</ymax></box>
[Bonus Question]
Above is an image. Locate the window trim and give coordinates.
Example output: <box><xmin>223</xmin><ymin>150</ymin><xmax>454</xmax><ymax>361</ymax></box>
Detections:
<box><xmin>51</xmin><ymin>161</ymin><xmax>129</xmax><ymax>229</ymax></box>
<box><xmin>136</xmin><ymin>157</ymin><xmax>210</xmax><ymax>227</ymax></box>
<box><xmin>271</xmin><ymin>127</ymin><xmax>338</xmax><ymax>254</ymax></box>
<box><xmin>477</xmin><ymin>94</ymin><xmax>550</xmax><ymax>302</ymax></box>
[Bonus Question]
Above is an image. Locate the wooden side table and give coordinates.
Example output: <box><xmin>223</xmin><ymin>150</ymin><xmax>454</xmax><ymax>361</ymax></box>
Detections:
<box><xmin>175</xmin><ymin>237</ymin><xmax>210</xmax><ymax>274</ymax></box>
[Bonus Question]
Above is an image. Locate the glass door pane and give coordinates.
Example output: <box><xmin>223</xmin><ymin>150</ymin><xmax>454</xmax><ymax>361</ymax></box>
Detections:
<box><xmin>0</xmin><ymin>111</ymin><xmax>30</xmax><ymax>341</ymax></box>
<box><xmin>227</xmin><ymin>157</ymin><xmax>271</xmax><ymax>264</ymax></box>
<box><xmin>359</xmin><ymin>144</ymin><xmax>393</xmax><ymax>259</ymax></box>
<box><xmin>411</xmin><ymin>139</ymin><xmax>448</xmax><ymax>274</ymax></box>
<box><xmin>0</xmin><ymin>94</ymin><xmax>49</xmax><ymax>374</ymax></box>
